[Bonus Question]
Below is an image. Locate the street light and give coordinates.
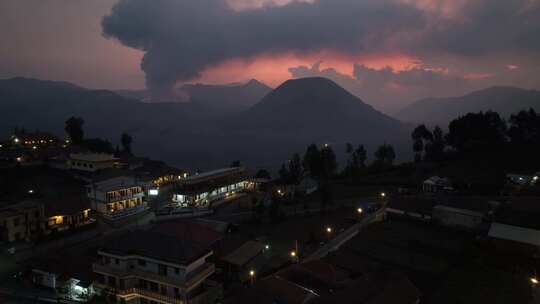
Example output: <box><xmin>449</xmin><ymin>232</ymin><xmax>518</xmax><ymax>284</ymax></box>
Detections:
<box><xmin>531</xmin><ymin>277</ymin><xmax>539</xmax><ymax>285</ymax></box>
<box><xmin>357</xmin><ymin>207</ymin><xmax>363</xmax><ymax>214</ymax></box>
<box><xmin>290</xmin><ymin>251</ymin><xmax>296</xmax><ymax>257</ymax></box>
<box><xmin>265</xmin><ymin>244</ymin><xmax>270</xmax><ymax>250</ymax></box>
<box><xmin>28</xmin><ymin>189</ymin><xmax>34</xmax><ymax>194</ymax></box>
<box><xmin>249</xmin><ymin>270</ymin><xmax>256</xmax><ymax>285</ymax></box>
<box><xmin>380</xmin><ymin>192</ymin><xmax>386</xmax><ymax>198</ymax></box>
<box><xmin>326</xmin><ymin>227</ymin><xmax>332</xmax><ymax>233</ymax></box>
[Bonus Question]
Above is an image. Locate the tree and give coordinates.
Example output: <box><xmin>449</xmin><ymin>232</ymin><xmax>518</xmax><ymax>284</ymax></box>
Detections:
<box><xmin>288</xmin><ymin>153</ymin><xmax>302</xmax><ymax>185</ymax></box>
<box><xmin>65</xmin><ymin>117</ymin><xmax>84</xmax><ymax>144</ymax></box>
<box><xmin>303</xmin><ymin>144</ymin><xmax>321</xmax><ymax>177</ymax></box>
<box><xmin>121</xmin><ymin>132</ymin><xmax>133</xmax><ymax>154</ymax></box>
<box><xmin>355</xmin><ymin>145</ymin><xmax>367</xmax><ymax>168</ymax></box>
<box><xmin>255</xmin><ymin>169</ymin><xmax>271</xmax><ymax>179</ymax></box>
<box><xmin>427</xmin><ymin>126</ymin><xmax>445</xmax><ymax>161</ymax></box>
<box><xmin>374</xmin><ymin>144</ymin><xmax>396</xmax><ymax>166</ymax></box>
<box><xmin>320</xmin><ymin>146</ymin><xmax>337</xmax><ymax>179</ymax></box>
<box><xmin>446</xmin><ymin>111</ymin><xmax>506</xmax><ymax>157</ymax></box>
<box><xmin>278</xmin><ymin>163</ymin><xmax>290</xmax><ymax>182</ymax></box>
<box><xmin>411</xmin><ymin>124</ymin><xmax>432</xmax><ymax>161</ymax></box>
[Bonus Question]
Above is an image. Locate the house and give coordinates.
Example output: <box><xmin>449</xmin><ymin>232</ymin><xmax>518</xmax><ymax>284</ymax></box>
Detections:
<box><xmin>488</xmin><ymin>197</ymin><xmax>540</xmax><ymax>255</ymax></box>
<box><xmin>92</xmin><ymin>229</ymin><xmax>221</xmax><ymax>304</ymax></box>
<box><xmin>386</xmin><ymin>196</ymin><xmax>434</xmax><ymax>220</ymax></box>
<box><xmin>86</xmin><ymin>176</ymin><xmax>148</xmax><ymax>222</ymax></box>
<box><xmin>220</xmin><ymin>240</ymin><xmax>266</xmax><ymax>282</ymax></box>
<box><xmin>423</xmin><ymin>176</ymin><xmax>453</xmax><ymax>193</ymax></box>
<box><xmin>68</xmin><ymin>153</ymin><xmax>119</xmax><ymax>172</ymax></box>
<box><xmin>30</xmin><ymin>251</ymin><xmax>96</xmax><ymax>302</ymax></box>
<box><xmin>172</xmin><ymin>167</ymin><xmax>248</xmax><ymax>208</ymax></box>
<box><xmin>432</xmin><ymin>196</ymin><xmax>500</xmax><ymax>230</ymax></box>
<box><xmin>0</xmin><ymin>201</ymin><xmax>44</xmax><ymax>242</ymax></box>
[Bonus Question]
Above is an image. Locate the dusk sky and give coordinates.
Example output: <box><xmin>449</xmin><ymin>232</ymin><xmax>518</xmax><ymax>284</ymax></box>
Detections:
<box><xmin>2</xmin><ymin>0</ymin><xmax>540</xmax><ymax>112</ymax></box>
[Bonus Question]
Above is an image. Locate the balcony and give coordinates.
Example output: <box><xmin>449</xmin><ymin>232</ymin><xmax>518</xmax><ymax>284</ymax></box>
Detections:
<box><xmin>101</xmin><ymin>203</ymin><xmax>148</xmax><ymax>221</ymax></box>
<box><xmin>116</xmin><ymin>288</ymin><xmax>185</xmax><ymax>304</ymax></box>
<box><xmin>92</xmin><ymin>262</ymin><xmax>215</xmax><ymax>291</ymax></box>
<box><xmin>108</xmin><ymin>191</ymin><xmax>144</xmax><ymax>203</ymax></box>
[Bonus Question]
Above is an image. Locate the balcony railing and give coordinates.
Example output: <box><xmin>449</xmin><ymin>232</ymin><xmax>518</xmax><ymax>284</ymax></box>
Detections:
<box><xmin>101</xmin><ymin>203</ymin><xmax>148</xmax><ymax>221</ymax></box>
<box><xmin>107</xmin><ymin>191</ymin><xmax>144</xmax><ymax>203</ymax></box>
<box><xmin>116</xmin><ymin>288</ymin><xmax>185</xmax><ymax>304</ymax></box>
<box><xmin>92</xmin><ymin>262</ymin><xmax>215</xmax><ymax>291</ymax></box>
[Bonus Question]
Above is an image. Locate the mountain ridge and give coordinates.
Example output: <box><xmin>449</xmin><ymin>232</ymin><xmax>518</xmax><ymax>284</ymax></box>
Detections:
<box><xmin>396</xmin><ymin>86</ymin><xmax>540</xmax><ymax>124</ymax></box>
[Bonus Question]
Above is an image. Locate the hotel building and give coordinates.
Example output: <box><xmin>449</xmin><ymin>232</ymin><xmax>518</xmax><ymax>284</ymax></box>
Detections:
<box><xmin>172</xmin><ymin>167</ymin><xmax>247</xmax><ymax>207</ymax></box>
<box><xmin>86</xmin><ymin>176</ymin><xmax>148</xmax><ymax>221</ymax></box>
<box><xmin>93</xmin><ymin>230</ymin><xmax>221</xmax><ymax>304</ymax></box>
<box><xmin>0</xmin><ymin>201</ymin><xmax>44</xmax><ymax>242</ymax></box>
<box><xmin>69</xmin><ymin>153</ymin><xmax>119</xmax><ymax>172</ymax></box>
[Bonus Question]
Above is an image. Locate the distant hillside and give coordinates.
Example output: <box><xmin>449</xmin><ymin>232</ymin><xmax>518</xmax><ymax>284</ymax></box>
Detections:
<box><xmin>396</xmin><ymin>86</ymin><xmax>540</xmax><ymax>124</ymax></box>
<box><xmin>243</xmin><ymin>77</ymin><xmax>402</xmax><ymax>133</ymax></box>
<box><xmin>0</xmin><ymin>77</ymin><xmax>409</xmax><ymax>169</ymax></box>
<box><xmin>226</xmin><ymin>77</ymin><xmax>408</xmax><ymax>163</ymax></box>
<box><xmin>116</xmin><ymin>79</ymin><xmax>272</xmax><ymax>111</ymax></box>
<box><xmin>185</xmin><ymin>79</ymin><xmax>272</xmax><ymax>110</ymax></box>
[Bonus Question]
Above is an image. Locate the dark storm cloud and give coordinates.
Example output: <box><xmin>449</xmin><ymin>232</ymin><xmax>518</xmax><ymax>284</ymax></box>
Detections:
<box><xmin>289</xmin><ymin>62</ymin><xmax>474</xmax><ymax>113</ymax></box>
<box><xmin>101</xmin><ymin>0</ymin><xmax>425</xmax><ymax>97</ymax></box>
<box><xmin>415</xmin><ymin>0</ymin><xmax>540</xmax><ymax>56</ymax></box>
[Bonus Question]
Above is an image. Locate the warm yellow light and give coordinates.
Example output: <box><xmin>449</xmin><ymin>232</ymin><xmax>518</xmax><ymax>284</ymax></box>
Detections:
<box><xmin>32</xmin><ymin>146</ymin><xmax>37</xmax><ymax>150</ymax></box>
<box><xmin>16</xmin><ymin>156</ymin><xmax>22</xmax><ymax>162</ymax></box>
<box><xmin>357</xmin><ymin>207</ymin><xmax>363</xmax><ymax>214</ymax></box>
<box><xmin>531</xmin><ymin>277</ymin><xmax>539</xmax><ymax>284</ymax></box>
<box><xmin>290</xmin><ymin>251</ymin><xmax>296</xmax><ymax>257</ymax></box>
<box><xmin>249</xmin><ymin>270</ymin><xmax>255</xmax><ymax>277</ymax></box>
<box><xmin>380</xmin><ymin>192</ymin><xmax>386</xmax><ymax>197</ymax></box>
<box><xmin>326</xmin><ymin>227</ymin><xmax>332</xmax><ymax>233</ymax></box>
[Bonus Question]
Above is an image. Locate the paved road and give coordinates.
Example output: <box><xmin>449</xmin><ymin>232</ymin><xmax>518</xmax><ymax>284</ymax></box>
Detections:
<box><xmin>304</xmin><ymin>207</ymin><xmax>386</xmax><ymax>262</ymax></box>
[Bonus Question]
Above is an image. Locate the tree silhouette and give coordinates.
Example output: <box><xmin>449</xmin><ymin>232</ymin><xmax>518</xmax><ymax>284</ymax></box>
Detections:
<box><xmin>446</xmin><ymin>111</ymin><xmax>506</xmax><ymax>157</ymax></box>
<box><xmin>65</xmin><ymin>117</ymin><xmax>84</xmax><ymax>144</ymax></box>
<box><xmin>121</xmin><ymin>132</ymin><xmax>133</xmax><ymax>154</ymax></box>
<box><xmin>288</xmin><ymin>153</ymin><xmax>303</xmax><ymax>185</ymax></box>
<box><xmin>374</xmin><ymin>144</ymin><xmax>396</xmax><ymax>166</ymax></box>
<box><xmin>303</xmin><ymin>144</ymin><xmax>321</xmax><ymax>177</ymax></box>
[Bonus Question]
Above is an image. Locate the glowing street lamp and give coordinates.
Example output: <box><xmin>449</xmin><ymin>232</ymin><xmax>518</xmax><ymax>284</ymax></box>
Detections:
<box><xmin>531</xmin><ymin>277</ymin><xmax>539</xmax><ymax>285</ymax></box>
<box><xmin>380</xmin><ymin>192</ymin><xmax>386</xmax><ymax>198</ymax></box>
<box><xmin>357</xmin><ymin>207</ymin><xmax>363</xmax><ymax>214</ymax></box>
<box><xmin>249</xmin><ymin>269</ymin><xmax>256</xmax><ymax>285</ymax></box>
<box><xmin>326</xmin><ymin>227</ymin><xmax>332</xmax><ymax>233</ymax></box>
<box><xmin>265</xmin><ymin>244</ymin><xmax>270</xmax><ymax>250</ymax></box>
<box><xmin>290</xmin><ymin>251</ymin><xmax>296</xmax><ymax>257</ymax></box>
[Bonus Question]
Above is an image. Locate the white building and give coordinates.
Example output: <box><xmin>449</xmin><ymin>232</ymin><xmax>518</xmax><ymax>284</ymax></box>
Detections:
<box><xmin>423</xmin><ymin>176</ymin><xmax>453</xmax><ymax>193</ymax></box>
<box><xmin>93</xmin><ymin>230</ymin><xmax>221</xmax><ymax>304</ymax></box>
<box><xmin>86</xmin><ymin>176</ymin><xmax>148</xmax><ymax>221</ymax></box>
<box><xmin>172</xmin><ymin>167</ymin><xmax>247</xmax><ymax>207</ymax></box>
<box><xmin>432</xmin><ymin>205</ymin><xmax>484</xmax><ymax>230</ymax></box>
<box><xmin>68</xmin><ymin>153</ymin><xmax>119</xmax><ymax>172</ymax></box>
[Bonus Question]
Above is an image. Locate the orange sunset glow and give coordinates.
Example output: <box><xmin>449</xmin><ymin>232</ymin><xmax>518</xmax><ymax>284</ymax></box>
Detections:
<box><xmin>194</xmin><ymin>51</ymin><xmax>421</xmax><ymax>87</ymax></box>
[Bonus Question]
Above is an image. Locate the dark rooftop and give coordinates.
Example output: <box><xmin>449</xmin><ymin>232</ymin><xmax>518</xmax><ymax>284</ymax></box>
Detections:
<box><xmin>100</xmin><ymin>229</ymin><xmax>212</xmax><ymax>265</ymax></box>
<box><xmin>494</xmin><ymin>197</ymin><xmax>540</xmax><ymax>229</ymax></box>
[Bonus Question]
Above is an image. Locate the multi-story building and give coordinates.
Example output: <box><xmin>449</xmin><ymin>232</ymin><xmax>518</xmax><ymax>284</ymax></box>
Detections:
<box><xmin>86</xmin><ymin>176</ymin><xmax>148</xmax><ymax>222</ymax></box>
<box><xmin>69</xmin><ymin>153</ymin><xmax>119</xmax><ymax>172</ymax></box>
<box><xmin>93</xmin><ymin>229</ymin><xmax>221</xmax><ymax>304</ymax></box>
<box><xmin>172</xmin><ymin>167</ymin><xmax>247</xmax><ymax>207</ymax></box>
<box><xmin>0</xmin><ymin>201</ymin><xmax>44</xmax><ymax>242</ymax></box>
